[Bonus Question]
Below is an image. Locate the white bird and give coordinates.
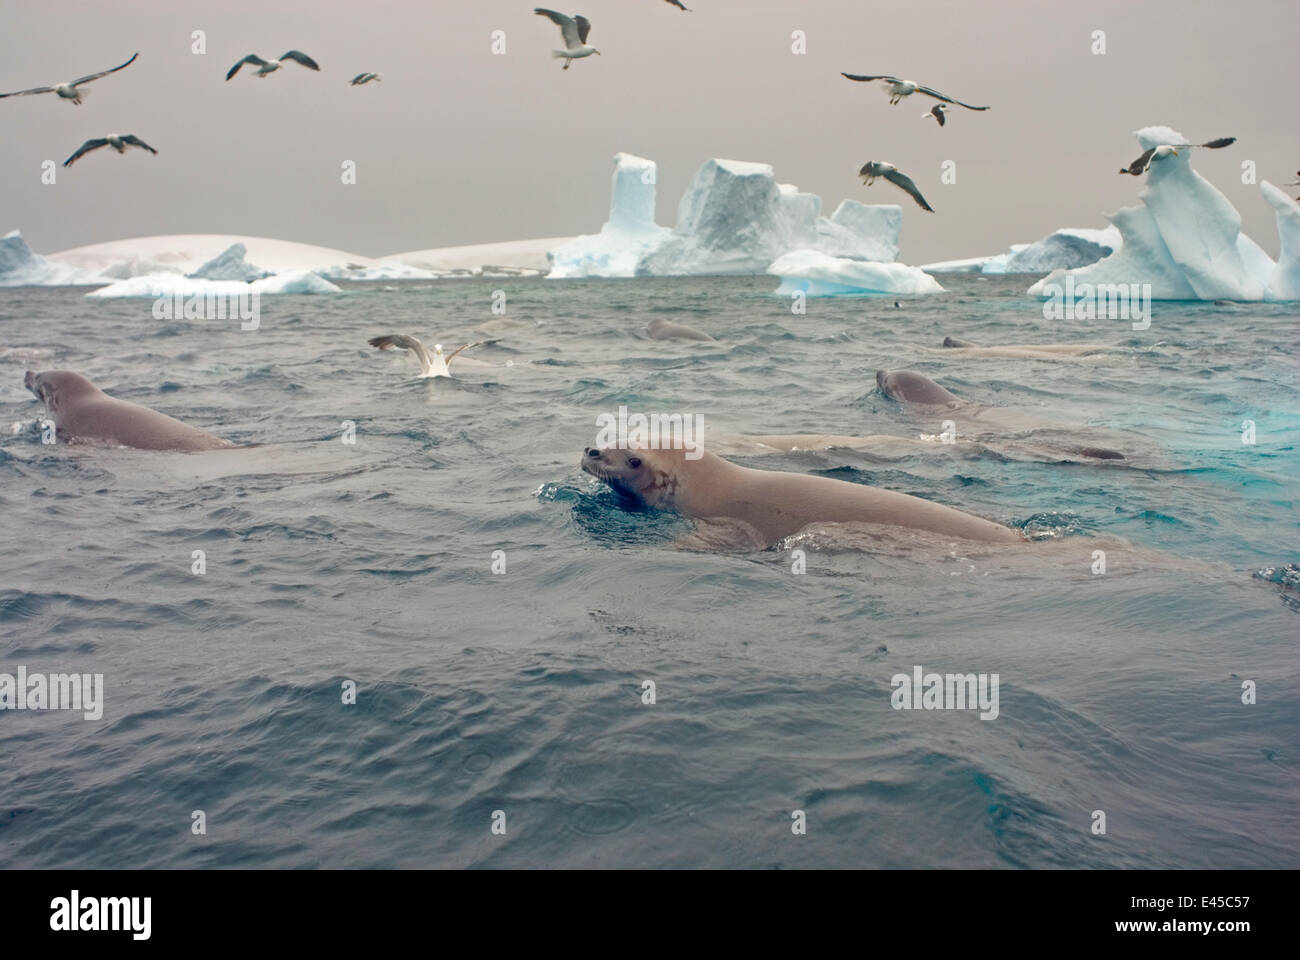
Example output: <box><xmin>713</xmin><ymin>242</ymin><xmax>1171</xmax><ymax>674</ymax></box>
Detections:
<box><xmin>923</xmin><ymin>103</ymin><xmax>948</xmax><ymax>127</ymax></box>
<box><xmin>534</xmin><ymin>9</ymin><xmax>600</xmax><ymax>70</ymax></box>
<box><xmin>368</xmin><ymin>335</ymin><xmax>488</xmax><ymax>379</ymax></box>
<box><xmin>858</xmin><ymin>161</ymin><xmax>933</xmax><ymax>212</ymax></box>
<box><xmin>842</xmin><ymin>73</ymin><xmax>989</xmax><ymax>110</ymax></box>
<box><xmin>226</xmin><ymin>51</ymin><xmax>321</xmax><ymax>81</ymax></box>
<box><xmin>1119</xmin><ymin>137</ymin><xmax>1236</xmax><ymax>176</ymax></box>
<box><xmin>350</xmin><ymin>72</ymin><xmax>382</xmax><ymax>86</ymax></box>
<box><xmin>63</xmin><ymin>134</ymin><xmax>157</xmax><ymax>167</ymax></box>
<box><xmin>0</xmin><ymin>52</ymin><xmax>138</xmax><ymax>106</ymax></box>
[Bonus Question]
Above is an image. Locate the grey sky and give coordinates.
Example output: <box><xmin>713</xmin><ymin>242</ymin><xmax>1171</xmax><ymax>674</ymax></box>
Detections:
<box><xmin>1</xmin><ymin>0</ymin><xmax>1294</xmax><ymax>263</ymax></box>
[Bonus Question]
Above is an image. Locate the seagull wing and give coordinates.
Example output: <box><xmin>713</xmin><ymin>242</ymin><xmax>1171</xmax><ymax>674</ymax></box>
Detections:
<box><xmin>932</xmin><ymin>105</ymin><xmax>946</xmax><ymax>126</ymax></box>
<box><xmin>279</xmin><ymin>51</ymin><xmax>321</xmax><ymax>71</ymax></box>
<box><xmin>226</xmin><ymin>55</ymin><xmax>268</xmax><ymax>80</ymax></box>
<box><xmin>350</xmin><ymin>73</ymin><xmax>368</xmax><ymax>84</ymax></box>
<box><xmin>63</xmin><ymin>138</ymin><xmax>110</xmax><ymax>167</ymax></box>
<box><xmin>575</xmin><ymin>15</ymin><xmax>593</xmax><ymax>44</ymax></box>
<box><xmin>369</xmin><ymin>334</ymin><xmax>434</xmax><ymax>375</ymax></box>
<box><xmin>120</xmin><ymin>135</ymin><xmax>157</xmax><ymax>154</ymax></box>
<box><xmin>0</xmin><ymin>84</ymin><xmax>56</xmax><ymax>98</ymax></box>
<box><xmin>882</xmin><ymin>168</ymin><xmax>934</xmax><ymax>212</ymax></box>
<box><xmin>1121</xmin><ymin>147</ymin><xmax>1156</xmax><ymax>176</ymax></box>
<box><xmin>915</xmin><ymin>84</ymin><xmax>989</xmax><ymax>110</ymax></box>
<box><xmin>841</xmin><ymin>73</ymin><xmax>901</xmax><ymax>83</ymax></box>
<box><xmin>71</xmin><ymin>52</ymin><xmax>139</xmax><ymax>87</ymax></box>
<box><xmin>1194</xmin><ymin>137</ymin><xmax>1236</xmax><ymax>149</ymax></box>
<box><xmin>535</xmin><ymin>9</ymin><xmax>581</xmax><ymax>49</ymax></box>
<box><xmin>443</xmin><ymin>340</ymin><xmax>495</xmax><ymax>366</ymax></box>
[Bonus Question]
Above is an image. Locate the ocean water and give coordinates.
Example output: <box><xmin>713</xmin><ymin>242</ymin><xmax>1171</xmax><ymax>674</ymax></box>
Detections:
<box><xmin>1</xmin><ymin>274</ymin><xmax>1296</xmax><ymax>869</ymax></box>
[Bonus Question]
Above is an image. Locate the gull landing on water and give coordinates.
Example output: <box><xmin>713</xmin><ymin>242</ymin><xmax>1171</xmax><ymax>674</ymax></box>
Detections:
<box><xmin>1118</xmin><ymin>137</ymin><xmax>1236</xmax><ymax>175</ymax></box>
<box><xmin>368</xmin><ymin>335</ymin><xmax>488</xmax><ymax>379</ymax></box>
<box><xmin>534</xmin><ymin>9</ymin><xmax>599</xmax><ymax>69</ymax></box>
<box><xmin>858</xmin><ymin>161</ymin><xmax>934</xmax><ymax>212</ymax></box>
<box><xmin>0</xmin><ymin>52</ymin><xmax>138</xmax><ymax>105</ymax></box>
<box><xmin>226</xmin><ymin>51</ymin><xmax>321</xmax><ymax>81</ymax></box>
<box><xmin>841</xmin><ymin>73</ymin><xmax>990</xmax><ymax>111</ymax></box>
<box><xmin>64</xmin><ymin>134</ymin><xmax>157</xmax><ymax>167</ymax></box>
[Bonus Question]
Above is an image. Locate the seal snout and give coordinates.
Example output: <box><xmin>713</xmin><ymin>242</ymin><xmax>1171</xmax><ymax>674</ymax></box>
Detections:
<box><xmin>24</xmin><ymin>370</ymin><xmax>39</xmax><ymax>394</ymax></box>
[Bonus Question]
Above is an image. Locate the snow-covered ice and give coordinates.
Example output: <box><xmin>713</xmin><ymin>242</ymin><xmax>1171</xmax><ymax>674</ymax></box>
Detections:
<box><xmin>547</xmin><ymin>154</ymin><xmax>903</xmax><ymax>278</ymax></box>
<box><xmin>86</xmin><ymin>270</ymin><xmax>341</xmax><ymax>298</ymax></box>
<box><xmin>768</xmin><ymin>250</ymin><xmax>944</xmax><ymax>297</ymax></box>
<box><xmin>1259</xmin><ymin>181</ymin><xmax>1300</xmax><ymax>301</ymax></box>
<box><xmin>923</xmin><ymin>226</ymin><xmax>1121</xmax><ymax>276</ymax></box>
<box><xmin>1028</xmin><ymin>126</ymin><xmax>1289</xmax><ymax>301</ymax></box>
<box><xmin>49</xmin><ymin>234</ymin><xmax>371</xmax><ymax>279</ymax></box>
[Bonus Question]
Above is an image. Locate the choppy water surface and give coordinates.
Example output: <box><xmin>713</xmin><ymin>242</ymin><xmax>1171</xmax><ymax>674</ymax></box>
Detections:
<box><xmin>1</xmin><ymin>274</ymin><xmax>1297</xmax><ymax>868</ymax></box>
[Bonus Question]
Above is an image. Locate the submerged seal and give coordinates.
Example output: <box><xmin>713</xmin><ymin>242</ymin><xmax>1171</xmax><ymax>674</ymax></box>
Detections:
<box><xmin>25</xmin><ymin>370</ymin><xmax>232</xmax><ymax>451</ymax></box>
<box><xmin>876</xmin><ymin>368</ymin><xmax>1127</xmax><ymax>461</ymax></box>
<box><xmin>646</xmin><ymin>318</ymin><xmax>716</xmax><ymax>342</ymax></box>
<box><xmin>581</xmin><ymin>444</ymin><xmax>1022</xmax><ymax>546</ymax></box>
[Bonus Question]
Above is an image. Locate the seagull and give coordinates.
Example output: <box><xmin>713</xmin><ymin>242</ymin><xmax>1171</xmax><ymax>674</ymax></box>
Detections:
<box><xmin>63</xmin><ymin>134</ymin><xmax>157</xmax><ymax>167</ymax></box>
<box><xmin>350</xmin><ymin>72</ymin><xmax>382</xmax><ymax>85</ymax></box>
<box><xmin>1118</xmin><ymin>137</ymin><xmax>1236</xmax><ymax>175</ymax></box>
<box><xmin>368</xmin><ymin>335</ymin><xmax>488</xmax><ymax>379</ymax></box>
<box><xmin>842</xmin><ymin>73</ymin><xmax>989</xmax><ymax>110</ymax></box>
<box><xmin>534</xmin><ymin>9</ymin><xmax>600</xmax><ymax>69</ymax></box>
<box><xmin>858</xmin><ymin>161</ymin><xmax>933</xmax><ymax>212</ymax></box>
<box><xmin>226</xmin><ymin>51</ymin><xmax>321</xmax><ymax>81</ymax></box>
<box><xmin>0</xmin><ymin>52</ymin><xmax>138</xmax><ymax>106</ymax></box>
<box><xmin>924</xmin><ymin>103</ymin><xmax>948</xmax><ymax>127</ymax></box>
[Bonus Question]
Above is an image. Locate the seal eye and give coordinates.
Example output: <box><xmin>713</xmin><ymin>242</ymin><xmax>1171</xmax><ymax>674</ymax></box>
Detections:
<box><xmin>627</xmin><ymin>457</ymin><xmax>641</xmax><ymax>469</ymax></box>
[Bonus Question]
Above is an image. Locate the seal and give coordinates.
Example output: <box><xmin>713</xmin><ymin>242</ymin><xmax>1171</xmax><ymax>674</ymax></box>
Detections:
<box><xmin>25</xmin><ymin>370</ymin><xmax>232</xmax><ymax>451</ymax></box>
<box><xmin>876</xmin><ymin>369</ymin><xmax>1128</xmax><ymax>461</ymax></box>
<box><xmin>940</xmin><ymin>336</ymin><xmax>1120</xmax><ymax>358</ymax></box>
<box><xmin>646</xmin><ymin>318</ymin><xmax>715</xmax><ymax>342</ymax></box>
<box><xmin>581</xmin><ymin>444</ymin><xmax>1022</xmax><ymax>545</ymax></box>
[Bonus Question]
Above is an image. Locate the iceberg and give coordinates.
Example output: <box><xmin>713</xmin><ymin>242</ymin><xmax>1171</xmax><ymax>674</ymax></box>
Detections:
<box><xmin>546</xmin><ymin>153</ymin><xmax>672</xmax><ymax>278</ymax></box>
<box><xmin>923</xmin><ymin>226</ymin><xmax>1121</xmax><ymax>276</ymax></box>
<box><xmin>768</xmin><ymin>250</ymin><xmax>944</xmax><ymax>297</ymax></box>
<box><xmin>86</xmin><ymin>270</ymin><xmax>341</xmax><ymax>298</ymax></box>
<box><xmin>1260</xmin><ymin>181</ymin><xmax>1300</xmax><ymax>301</ymax></box>
<box><xmin>1028</xmin><ymin>126</ymin><xmax>1286</xmax><ymax>301</ymax></box>
<box><xmin>187</xmin><ymin>242</ymin><xmax>272</xmax><ymax>282</ymax></box>
<box><xmin>49</xmin><ymin>234</ymin><xmax>371</xmax><ymax>279</ymax></box>
<box><xmin>1</xmin><ymin>230</ymin><xmax>100</xmax><ymax>286</ymax></box>
<box><xmin>546</xmin><ymin>154</ymin><xmax>903</xmax><ymax>278</ymax></box>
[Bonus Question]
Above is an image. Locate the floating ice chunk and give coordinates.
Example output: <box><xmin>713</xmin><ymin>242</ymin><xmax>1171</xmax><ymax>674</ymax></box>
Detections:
<box><xmin>0</xmin><ymin>230</ymin><xmax>100</xmax><ymax>286</ymax></box>
<box><xmin>86</xmin><ymin>270</ymin><xmax>341</xmax><ymax>298</ymax></box>
<box><xmin>187</xmin><ymin>242</ymin><xmax>272</xmax><ymax>282</ymax></box>
<box><xmin>768</xmin><ymin>249</ymin><xmax>944</xmax><ymax>297</ymax></box>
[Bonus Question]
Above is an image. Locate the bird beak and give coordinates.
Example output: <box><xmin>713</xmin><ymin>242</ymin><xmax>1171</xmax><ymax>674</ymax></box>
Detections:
<box><xmin>1171</xmin><ymin>148</ymin><xmax>1180</xmax><ymax>156</ymax></box>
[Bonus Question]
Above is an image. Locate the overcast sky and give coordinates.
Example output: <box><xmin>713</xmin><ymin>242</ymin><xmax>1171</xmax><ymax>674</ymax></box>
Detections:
<box><xmin>1</xmin><ymin>0</ymin><xmax>1294</xmax><ymax>263</ymax></box>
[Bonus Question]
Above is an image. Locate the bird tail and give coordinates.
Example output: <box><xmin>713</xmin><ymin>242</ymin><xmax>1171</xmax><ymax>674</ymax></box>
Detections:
<box><xmin>550</xmin><ymin>49</ymin><xmax>566</xmax><ymax>59</ymax></box>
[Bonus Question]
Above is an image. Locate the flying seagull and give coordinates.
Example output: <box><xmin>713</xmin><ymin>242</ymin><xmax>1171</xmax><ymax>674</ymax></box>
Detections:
<box><xmin>1118</xmin><ymin>137</ymin><xmax>1236</xmax><ymax>176</ymax></box>
<box><xmin>63</xmin><ymin>134</ymin><xmax>157</xmax><ymax>167</ymax></box>
<box><xmin>368</xmin><ymin>335</ymin><xmax>489</xmax><ymax>379</ymax></box>
<box><xmin>349</xmin><ymin>72</ymin><xmax>382</xmax><ymax>85</ymax></box>
<box><xmin>534</xmin><ymin>9</ymin><xmax>600</xmax><ymax>69</ymax></box>
<box><xmin>0</xmin><ymin>52</ymin><xmax>138</xmax><ymax>106</ymax></box>
<box><xmin>226</xmin><ymin>51</ymin><xmax>321</xmax><ymax>81</ymax></box>
<box><xmin>858</xmin><ymin>161</ymin><xmax>933</xmax><ymax>212</ymax></box>
<box><xmin>842</xmin><ymin>73</ymin><xmax>989</xmax><ymax>111</ymax></box>
<box><xmin>924</xmin><ymin>103</ymin><xmax>948</xmax><ymax>127</ymax></box>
